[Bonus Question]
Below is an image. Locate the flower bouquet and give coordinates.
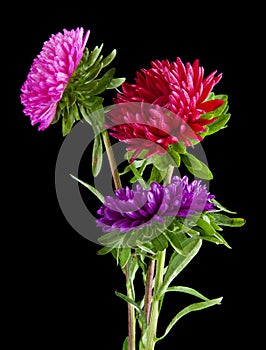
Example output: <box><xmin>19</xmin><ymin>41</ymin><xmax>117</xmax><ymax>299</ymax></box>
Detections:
<box><xmin>20</xmin><ymin>27</ymin><xmax>245</xmax><ymax>350</ymax></box>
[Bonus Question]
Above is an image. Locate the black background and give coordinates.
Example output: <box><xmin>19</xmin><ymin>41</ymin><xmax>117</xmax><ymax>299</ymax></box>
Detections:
<box><xmin>7</xmin><ymin>2</ymin><xmax>263</xmax><ymax>349</ymax></box>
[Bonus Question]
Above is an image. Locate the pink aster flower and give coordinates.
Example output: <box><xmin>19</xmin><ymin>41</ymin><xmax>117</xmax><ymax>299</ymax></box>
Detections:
<box><xmin>105</xmin><ymin>57</ymin><xmax>224</xmax><ymax>160</ymax></box>
<box><xmin>20</xmin><ymin>28</ymin><xmax>90</xmax><ymax>131</ymax></box>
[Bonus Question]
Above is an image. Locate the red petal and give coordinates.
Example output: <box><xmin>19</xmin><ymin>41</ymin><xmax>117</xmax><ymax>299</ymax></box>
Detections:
<box><xmin>198</xmin><ymin>99</ymin><xmax>224</xmax><ymax>112</ymax></box>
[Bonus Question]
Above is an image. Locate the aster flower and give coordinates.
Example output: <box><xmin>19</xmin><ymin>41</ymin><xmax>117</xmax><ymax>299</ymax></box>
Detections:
<box><xmin>20</xmin><ymin>28</ymin><xmax>125</xmax><ymax>135</ymax></box>
<box><xmin>105</xmin><ymin>57</ymin><xmax>228</xmax><ymax>161</ymax></box>
<box><xmin>96</xmin><ymin>175</ymin><xmax>216</xmax><ymax>234</ymax></box>
<box><xmin>20</xmin><ymin>28</ymin><xmax>90</xmax><ymax>131</ymax></box>
<box><xmin>21</xmin><ymin>28</ymin><xmax>246</xmax><ymax>350</ymax></box>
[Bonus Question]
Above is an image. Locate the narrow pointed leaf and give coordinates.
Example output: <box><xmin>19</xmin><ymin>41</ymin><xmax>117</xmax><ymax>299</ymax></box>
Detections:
<box><xmin>90</xmin><ymin>68</ymin><xmax>116</xmax><ymax>95</ymax></box>
<box><xmin>197</xmin><ymin>217</ymin><xmax>216</xmax><ymax>236</ymax></box>
<box><xmin>156</xmin><ymin>297</ymin><xmax>223</xmax><ymax>342</ymax></box>
<box><xmin>87</xmin><ymin>44</ymin><xmax>103</xmax><ymax>68</ymax></box>
<box><xmin>108</xmin><ymin>77</ymin><xmax>126</xmax><ymax>89</ymax></box>
<box><xmin>157</xmin><ymin>238</ymin><xmax>202</xmax><ymax>299</ymax></box>
<box><xmin>119</xmin><ymin>248</ymin><xmax>131</xmax><ymax>269</ymax></box>
<box><xmin>166</xmin><ymin>286</ymin><xmax>210</xmax><ymax>301</ymax></box>
<box><xmin>97</xmin><ymin>245</ymin><xmax>115</xmax><ymax>255</ymax></box>
<box><xmin>163</xmin><ymin>230</ymin><xmax>186</xmax><ymax>255</ymax></box>
<box><xmin>101</xmin><ymin>49</ymin><xmax>117</xmax><ymax>67</ymax></box>
<box><xmin>92</xmin><ymin>133</ymin><xmax>103</xmax><ymax>177</ymax></box>
<box><xmin>210</xmin><ymin>198</ymin><xmax>237</xmax><ymax>214</ymax></box>
<box><xmin>70</xmin><ymin>174</ymin><xmax>104</xmax><ymax>203</ymax></box>
<box><xmin>212</xmin><ymin>213</ymin><xmax>246</xmax><ymax>227</ymax></box>
<box><xmin>115</xmin><ymin>291</ymin><xmax>147</xmax><ymax>330</ymax></box>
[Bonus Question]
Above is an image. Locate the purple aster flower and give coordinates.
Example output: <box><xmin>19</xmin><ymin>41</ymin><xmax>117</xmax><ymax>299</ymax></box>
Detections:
<box><xmin>96</xmin><ymin>175</ymin><xmax>216</xmax><ymax>233</ymax></box>
<box><xmin>20</xmin><ymin>28</ymin><xmax>90</xmax><ymax>131</ymax></box>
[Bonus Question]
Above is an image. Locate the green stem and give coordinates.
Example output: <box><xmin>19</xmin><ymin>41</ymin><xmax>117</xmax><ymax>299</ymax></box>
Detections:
<box><xmin>101</xmin><ymin>129</ymin><xmax>122</xmax><ymax>190</ymax></box>
<box><xmin>101</xmin><ymin>128</ymin><xmax>135</xmax><ymax>350</ymax></box>
<box><xmin>145</xmin><ymin>250</ymin><xmax>166</xmax><ymax>350</ymax></box>
<box><xmin>163</xmin><ymin>164</ymin><xmax>174</xmax><ymax>185</ymax></box>
<box><xmin>145</xmin><ymin>165</ymin><xmax>174</xmax><ymax>350</ymax></box>
<box><xmin>144</xmin><ymin>258</ymin><xmax>156</xmax><ymax>325</ymax></box>
<box><xmin>126</xmin><ymin>264</ymin><xmax>136</xmax><ymax>350</ymax></box>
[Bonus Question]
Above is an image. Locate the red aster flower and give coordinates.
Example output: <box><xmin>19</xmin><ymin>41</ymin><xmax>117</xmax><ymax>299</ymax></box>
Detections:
<box><xmin>105</xmin><ymin>57</ymin><xmax>224</xmax><ymax>161</ymax></box>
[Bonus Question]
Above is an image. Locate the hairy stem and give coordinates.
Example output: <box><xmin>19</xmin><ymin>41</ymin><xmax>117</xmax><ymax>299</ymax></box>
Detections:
<box><xmin>145</xmin><ymin>250</ymin><xmax>166</xmax><ymax>350</ymax></box>
<box><xmin>145</xmin><ymin>165</ymin><xmax>174</xmax><ymax>350</ymax></box>
<box><xmin>144</xmin><ymin>258</ymin><xmax>156</xmax><ymax>325</ymax></box>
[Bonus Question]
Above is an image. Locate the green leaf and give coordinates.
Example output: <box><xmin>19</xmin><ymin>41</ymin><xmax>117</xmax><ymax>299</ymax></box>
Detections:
<box><xmin>81</xmin><ymin>63</ymin><xmax>104</xmax><ymax>84</ymax></box>
<box><xmin>163</xmin><ymin>229</ymin><xmax>186</xmax><ymax>255</ymax></box>
<box><xmin>207</xmin><ymin>113</ymin><xmax>231</xmax><ymax>135</ymax></box>
<box><xmin>87</xmin><ymin>45</ymin><xmax>103</xmax><ymax>68</ymax></box>
<box><xmin>127</xmin><ymin>162</ymin><xmax>147</xmax><ymax>188</ymax></box>
<box><xmin>212</xmin><ymin>213</ymin><xmax>246</xmax><ymax>227</ymax></box>
<box><xmin>167</xmin><ymin>145</ymin><xmax>181</xmax><ymax>167</ymax></box>
<box><xmin>151</xmin><ymin>234</ymin><xmax>168</xmax><ymax>252</ymax></box>
<box><xmin>148</xmin><ymin>165</ymin><xmax>167</xmax><ymax>184</ymax></box>
<box><xmin>153</xmin><ymin>153</ymin><xmax>175</xmax><ymax>171</ymax></box>
<box><xmin>115</xmin><ymin>291</ymin><xmax>147</xmax><ymax>330</ymax></box>
<box><xmin>97</xmin><ymin>245</ymin><xmax>115</xmax><ymax>255</ymax></box>
<box><xmin>90</xmin><ymin>68</ymin><xmax>116</xmax><ymax>96</ymax></box>
<box><xmin>122</xmin><ymin>337</ymin><xmax>128</xmax><ymax>350</ymax></box>
<box><xmin>69</xmin><ymin>174</ymin><xmax>104</xmax><ymax>203</ymax></box>
<box><xmin>156</xmin><ymin>296</ymin><xmax>223</xmax><ymax>342</ymax></box>
<box><xmin>62</xmin><ymin>107</ymin><xmax>75</xmax><ymax>136</ymax></box>
<box><xmin>196</xmin><ymin>217</ymin><xmax>216</xmax><ymax>236</ymax></box>
<box><xmin>180</xmin><ymin>152</ymin><xmax>213</xmax><ymax>180</ymax></box>
<box><xmin>166</xmin><ymin>286</ymin><xmax>210</xmax><ymax>301</ymax></box>
<box><xmin>157</xmin><ymin>238</ymin><xmax>202</xmax><ymax>299</ymax></box>
<box><xmin>135</xmin><ymin>242</ymin><xmax>156</xmax><ymax>255</ymax></box>
<box><xmin>98</xmin><ymin>230</ymin><xmax>123</xmax><ymax>248</ymax></box>
<box><xmin>101</xmin><ymin>49</ymin><xmax>117</xmax><ymax>67</ymax></box>
<box><xmin>168</xmin><ymin>142</ymin><xmax>187</xmax><ymax>154</ymax></box>
<box><xmin>119</xmin><ymin>248</ymin><xmax>131</xmax><ymax>269</ymax></box>
<box><xmin>108</xmin><ymin>77</ymin><xmax>126</xmax><ymax>89</ymax></box>
<box><xmin>210</xmin><ymin>198</ymin><xmax>237</xmax><ymax>214</ymax></box>
<box><xmin>92</xmin><ymin>133</ymin><xmax>103</xmax><ymax>177</ymax></box>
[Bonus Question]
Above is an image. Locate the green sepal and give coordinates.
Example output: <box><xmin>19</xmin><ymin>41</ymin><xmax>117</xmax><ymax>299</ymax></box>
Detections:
<box><xmin>52</xmin><ymin>42</ymin><xmax>124</xmax><ymax>136</ymax></box>
<box><xmin>62</xmin><ymin>106</ymin><xmax>76</xmax><ymax>136</ymax></box>
<box><xmin>89</xmin><ymin>67</ymin><xmax>116</xmax><ymax>96</ymax></box>
<box><xmin>86</xmin><ymin>44</ymin><xmax>104</xmax><ymax>68</ymax></box>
